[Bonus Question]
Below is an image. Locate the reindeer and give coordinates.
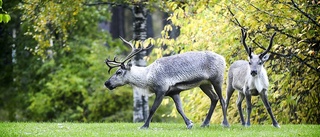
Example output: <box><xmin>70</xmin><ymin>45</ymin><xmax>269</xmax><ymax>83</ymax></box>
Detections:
<box><xmin>104</xmin><ymin>37</ymin><xmax>230</xmax><ymax>129</ymax></box>
<box><xmin>225</xmin><ymin>29</ymin><xmax>280</xmax><ymax>128</ymax></box>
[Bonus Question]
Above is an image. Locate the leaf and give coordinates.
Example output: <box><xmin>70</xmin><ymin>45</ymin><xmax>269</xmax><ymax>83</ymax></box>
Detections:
<box><xmin>3</xmin><ymin>14</ymin><xmax>10</xmax><ymax>23</ymax></box>
<box><xmin>0</xmin><ymin>14</ymin><xmax>2</xmax><ymax>22</ymax></box>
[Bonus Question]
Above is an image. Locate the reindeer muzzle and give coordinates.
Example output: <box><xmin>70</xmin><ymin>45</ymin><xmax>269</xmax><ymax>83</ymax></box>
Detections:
<box><xmin>251</xmin><ymin>70</ymin><xmax>257</xmax><ymax>76</ymax></box>
<box><xmin>105</xmin><ymin>81</ymin><xmax>115</xmax><ymax>90</ymax></box>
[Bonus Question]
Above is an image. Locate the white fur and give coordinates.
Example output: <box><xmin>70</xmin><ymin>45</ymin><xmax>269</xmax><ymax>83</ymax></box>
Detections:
<box><xmin>248</xmin><ymin>68</ymin><xmax>269</xmax><ymax>93</ymax></box>
<box><xmin>127</xmin><ymin>66</ymin><xmax>149</xmax><ymax>88</ymax></box>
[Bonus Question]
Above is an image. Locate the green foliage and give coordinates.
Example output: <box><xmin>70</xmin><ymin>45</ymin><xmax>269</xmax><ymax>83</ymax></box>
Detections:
<box><xmin>27</xmin><ymin>38</ymin><xmax>133</xmax><ymax>122</ymax></box>
<box><xmin>155</xmin><ymin>0</ymin><xmax>320</xmax><ymax>125</ymax></box>
<box><xmin>0</xmin><ymin>0</ymin><xmax>136</xmax><ymax>122</ymax></box>
<box><xmin>0</xmin><ymin>0</ymin><xmax>11</xmax><ymax>23</ymax></box>
<box><xmin>0</xmin><ymin>14</ymin><xmax>10</xmax><ymax>23</ymax></box>
<box><xmin>19</xmin><ymin>0</ymin><xmax>87</xmax><ymax>57</ymax></box>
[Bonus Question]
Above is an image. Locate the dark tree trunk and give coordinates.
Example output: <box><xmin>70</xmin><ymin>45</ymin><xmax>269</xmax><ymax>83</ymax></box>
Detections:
<box><xmin>161</xmin><ymin>13</ymin><xmax>180</xmax><ymax>56</ymax></box>
<box><xmin>163</xmin><ymin>13</ymin><xmax>180</xmax><ymax>40</ymax></box>
<box><xmin>0</xmin><ymin>20</ymin><xmax>16</xmax><ymax>121</ymax></box>
<box><xmin>110</xmin><ymin>5</ymin><xmax>125</xmax><ymax>38</ymax></box>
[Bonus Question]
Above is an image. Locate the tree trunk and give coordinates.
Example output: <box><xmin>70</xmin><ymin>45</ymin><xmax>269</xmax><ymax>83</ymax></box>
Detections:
<box><xmin>110</xmin><ymin>5</ymin><xmax>125</xmax><ymax>39</ymax></box>
<box><xmin>161</xmin><ymin>13</ymin><xmax>180</xmax><ymax>56</ymax></box>
<box><xmin>131</xmin><ymin>5</ymin><xmax>151</xmax><ymax>123</ymax></box>
<box><xmin>163</xmin><ymin>13</ymin><xmax>180</xmax><ymax>40</ymax></box>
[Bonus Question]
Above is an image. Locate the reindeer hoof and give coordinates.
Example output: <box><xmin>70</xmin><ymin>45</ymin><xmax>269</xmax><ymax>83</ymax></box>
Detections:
<box><xmin>201</xmin><ymin>123</ymin><xmax>209</xmax><ymax>128</ymax></box>
<box><xmin>221</xmin><ymin>121</ymin><xmax>230</xmax><ymax>128</ymax></box>
<box><xmin>241</xmin><ymin>122</ymin><xmax>246</xmax><ymax>126</ymax></box>
<box><xmin>140</xmin><ymin>125</ymin><xmax>149</xmax><ymax>129</ymax></box>
<box><xmin>200</xmin><ymin>120</ymin><xmax>210</xmax><ymax>128</ymax></box>
<box><xmin>187</xmin><ymin>123</ymin><xmax>193</xmax><ymax>129</ymax></box>
<box><xmin>222</xmin><ymin>123</ymin><xmax>230</xmax><ymax>128</ymax></box>
<box><xmin>273</xmin><ymin>123</ymin><xmax>280</xmax><ymax>128</ymax></box>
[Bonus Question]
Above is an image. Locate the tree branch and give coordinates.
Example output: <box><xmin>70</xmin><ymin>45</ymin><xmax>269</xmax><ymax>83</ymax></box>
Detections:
<box><xmin>253</xmin><ymin>38</ymin><xmax>320</xmax><ymax>73</ymax></box>
<box><xmin>251</xmin><ymin>38</ymin><xmax>291</xmax><ymax>58</ymax></box>
<box><xmin>248</xmin><ymin>2</ymin><xmax>298</xmax><ymax>23</ymax></box>
<box><xmin>226</xmin><ymin>6</ymin><xmax>244</xmax><ymax>29</ymax></box>
<box><xmin>290</xmin><ymin>0</ymin><xmax>320</xmax><ymax>28</ymax></box>
<box><xmin>84</xmin><ymin>2</ymin><xmax>121</xmax><ymax>6</ymax></box>
<box><xmin>266</xmin><ymin>24</ymin><xmax>300</xmax><ymax>40</ymax></box>
<box><xmin>248</xmin><ymin>1</ymin><xmax>320</xmax><ymax>45</ymax></box>
<box><xmin>267</xmin><ymin>23</ymin><xmax>320</xmax><ymax>45</ymax></box>
<box><xmin>292</xmin><ymin>54</ymin><xmax>320</xmax><ymax>73</ymax></box>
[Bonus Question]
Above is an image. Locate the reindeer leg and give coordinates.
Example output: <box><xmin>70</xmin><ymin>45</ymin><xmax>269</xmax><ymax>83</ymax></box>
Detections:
<box><xmin>237</xmin><ymin>92</ymin><xmax>245</xmax><ymax>126</ymax></box>
<box><xmin>199</xmin><ymin>84</ymin><xmax>219</xmax><ymax>127</ymax></box>
<box><xmin>225</xmin><ymin>83</ymin><xmax>235</xmax><ymax>122</ymax></box>
<box><xmin>170</xmin><ymin>94</ymin><xmax>193</xmax><ymax>129</ymax></box>
<box><xmin>225</xmin><ymin>74</ymin><xmax>235</xmax><ymax>109</ymax></box>
<box><xmin>245</xmin><ymin>89</ymin><xmax>252</xmax><ymax>127</ymax></box>
<box><xmin>260</xmin><ymin>90</ymin><xmax>280</xmax><ymax>128</ymax></box>
<box><xmin>225</xmin><ymin>86</ymin><xmax>235</xmax><ymax>109</ymax></box>
<box><xmin>141</xmin><ymin>93</ymin><xmax>164</xmax><ymax>129</ymax></box>
<box><xmin>212</xmin><ymin>81</ymin><xmax>230</xmax><ymax>127</ymax></box>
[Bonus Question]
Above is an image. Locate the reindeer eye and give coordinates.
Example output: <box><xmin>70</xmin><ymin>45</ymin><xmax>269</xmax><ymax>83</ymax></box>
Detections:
<box><xmin>258</xmin><ymin>61</ymin><xmax>263</xmax><ymax>65</ymax></box>
<box><xmin>116</xmin><ymin>71</ymin><xmax>122</xmax><ymax>75</ymax></box>
<box><xmin>248</xmin><ymin>61</ymin><xmax>252</xmax><ymax>65</ymax></box>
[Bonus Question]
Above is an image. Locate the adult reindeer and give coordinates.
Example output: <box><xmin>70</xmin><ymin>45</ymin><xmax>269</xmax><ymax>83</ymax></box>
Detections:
<box><xmin>105</xmin><ymin>37</ymin><xmax>230</xmax><ymax>129</ymax></box>
<box><xmin>225</xmin><ymin>29</ymin><xmax>280</xmax><ymax>128</ymax></box>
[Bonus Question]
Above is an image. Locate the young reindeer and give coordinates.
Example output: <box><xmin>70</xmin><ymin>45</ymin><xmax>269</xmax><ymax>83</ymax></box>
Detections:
<box><xmin>105</xmin><ymin>37</ymin><xmax>230</xmax><ymax>129</ymax></box>
<box><xmin>225</xmin><ymin>29</ymin><xmax>280</xmax><ymax>128</ymax></box>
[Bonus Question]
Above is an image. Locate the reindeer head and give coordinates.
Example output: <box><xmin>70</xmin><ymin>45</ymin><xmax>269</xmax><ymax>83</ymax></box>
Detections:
<box><xmin>104</xmin><ymin>37</ymin><xmax>144</xmax><ymax>90</ymax></box>
<box><xmin>241</xmin><ymin>29</ymin><xmax>276</xmax><ymax>77</ymax></box>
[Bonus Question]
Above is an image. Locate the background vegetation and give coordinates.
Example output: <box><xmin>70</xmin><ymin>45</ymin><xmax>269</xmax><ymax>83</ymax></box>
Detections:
<box><xmin>0</xmin><ymin>0</ymin><xmax>319</xmax><ymax>126</ymax></box>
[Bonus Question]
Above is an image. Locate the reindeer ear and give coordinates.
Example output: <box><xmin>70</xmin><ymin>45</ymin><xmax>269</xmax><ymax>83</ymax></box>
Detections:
<box><xmin>247</xmin><ymin>49</ymin><xmax>253</xmax><ymax>60</ymax></box>
<box><xmin>125</xmin><ymin>60</ymin><xmax>133</xmax><ymax>70</ymax></box>
<box><xmin>261</xmin><ymin>53</ymin><xmax>270</xmax><ymax>62</ymax></box>
<box><xmin>120</xmin><ymin>63</ymin><xmax>126</xmax><ymax>69</ymax></box>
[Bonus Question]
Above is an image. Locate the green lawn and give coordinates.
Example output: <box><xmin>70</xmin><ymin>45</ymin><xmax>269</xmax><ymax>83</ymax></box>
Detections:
<box><xmin>0</xmin><ymin>122</ymin><xmax>319</xmax><ymax>137</ymax></box>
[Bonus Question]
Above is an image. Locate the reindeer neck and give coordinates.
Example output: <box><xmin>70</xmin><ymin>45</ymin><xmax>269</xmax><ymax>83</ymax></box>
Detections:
<box><xmin>249</xmin><ymin>67</ymin><xmax>269</xmax><ymax>92</ymax></box>
<box><xmin>127</xmin><ymin>66</ymin><xmax>149</xmax><ymax>88</ymax></box>
<box><xmin>257</xmin><ymin>67</ymin><xmax>268</xmax><ymax>80</ymax></box>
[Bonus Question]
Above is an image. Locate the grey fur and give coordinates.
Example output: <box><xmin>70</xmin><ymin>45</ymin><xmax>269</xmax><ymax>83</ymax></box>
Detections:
<box><xmin>105</xmin><ymin>51</ymin><xmax>230</xmax><ymax>129</ymax></box>
<box><xmin>225</xmin><ymin>29</ymin><xmax>280</xmax><ymax>128</ymax></box>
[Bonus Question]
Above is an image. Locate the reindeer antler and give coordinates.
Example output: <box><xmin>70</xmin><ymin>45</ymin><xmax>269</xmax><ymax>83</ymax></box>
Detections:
<box><xmin>259</xmin><ymin>32</ymin><xmax>276</xmax><ymax>59</ymax></box>
<box><xmin>105</xmin><ymin>57</ymin><xmax>123</xmax><ymax>73</ymax></box>
<box><xmin>241</xmin><ymin>28</ymin><xmax>252</xmax><ymax>58</ymax></box>
<box><xmin>105</xmin><ymin>37</ymin><xmax>147</xmax><ymax>73</ymax></box>
<box><xmin>119</xmin><ymin>36</ymin><xmax>144</xmax><ymax>63</ymax></box>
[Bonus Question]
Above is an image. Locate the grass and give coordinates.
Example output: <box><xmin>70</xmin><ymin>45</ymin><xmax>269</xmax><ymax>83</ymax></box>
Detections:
<box><xmin>0</xmin><ymin>122</ymin><xmax>319</xmax><ymax>137</ymax></box>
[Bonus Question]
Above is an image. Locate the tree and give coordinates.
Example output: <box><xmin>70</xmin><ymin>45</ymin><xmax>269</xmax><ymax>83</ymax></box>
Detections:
<box><xmin>131</xmin><ymin>4</ymin><xmax>155</xmax><ymax>122</ymax></box>
<box><xmin>90</xmin><ymin>2</ymin><xmax>156</xmax><ymax>122</ymax></box>
<box><xmin>0</xmin><ymin>0</ymin><xmax>27</xmax><ymax>121</ymax></box>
